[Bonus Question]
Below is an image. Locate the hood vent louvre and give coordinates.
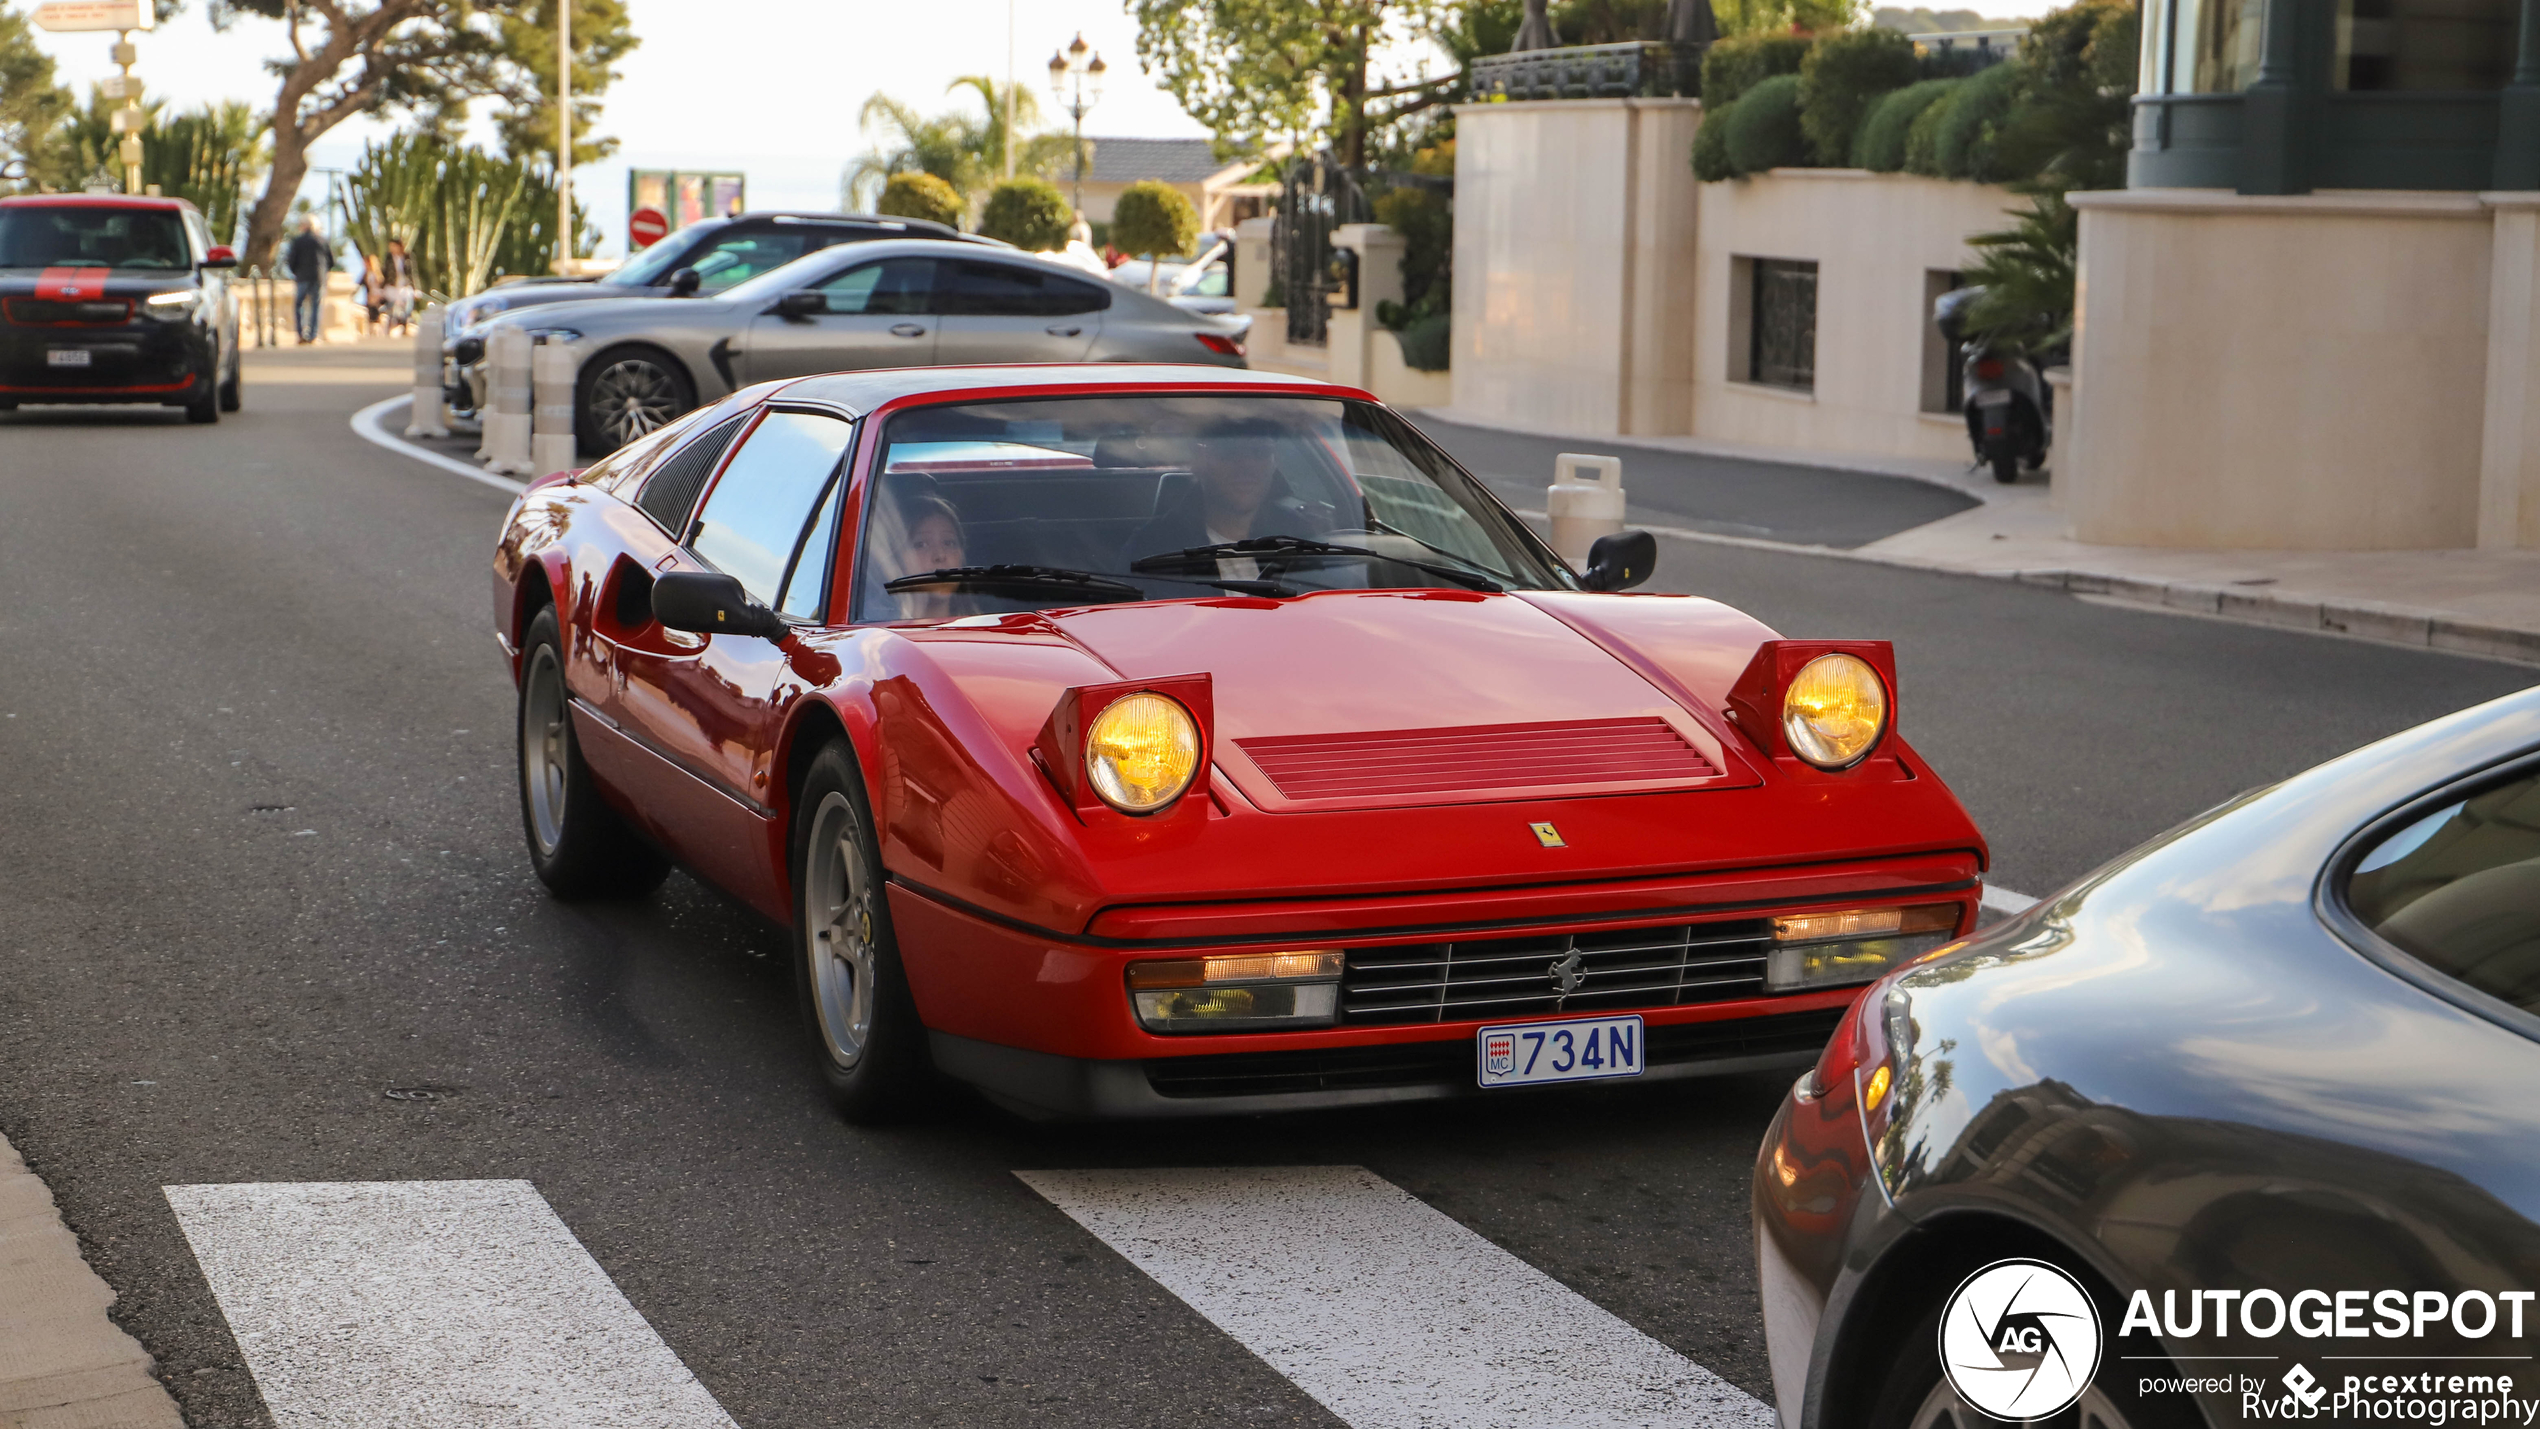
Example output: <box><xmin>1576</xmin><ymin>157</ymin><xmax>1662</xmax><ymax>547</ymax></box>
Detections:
<box><xmin>1236</xmin><ymin>717</ymin><xmax>1715</xmax><ymax>801</ymax></box>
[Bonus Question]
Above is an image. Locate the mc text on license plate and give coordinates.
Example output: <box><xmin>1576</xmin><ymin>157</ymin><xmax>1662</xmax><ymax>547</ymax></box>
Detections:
<box><xmin>47</xmin><ymin>348</ymin><xmax>92</xmax><ymax>368</ymax></box>
<box><xmin>1477</xmin><ymin>1013</ymin><xmax>1644</xmax><ymax>1088</ymax></box>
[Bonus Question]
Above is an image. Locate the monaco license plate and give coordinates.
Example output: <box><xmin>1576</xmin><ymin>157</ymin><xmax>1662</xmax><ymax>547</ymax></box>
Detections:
<box><xmin>1478</xmin><ymin>1013</ymin><xmax>1644</xmax><ymax>1089</ymax></box>
<box><xmin>46</xmin><ymin>348</ymin><xmax>91</xmax><ymax>368</ymax></box>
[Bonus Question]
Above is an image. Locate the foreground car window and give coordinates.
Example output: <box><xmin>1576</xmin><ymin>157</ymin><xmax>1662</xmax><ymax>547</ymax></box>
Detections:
<box><xmin>0</xmin><ymin>207</ymin><xmax>192</xmax><ymax>269</ymax></box>
<box><xmin>687</xmin><ymin>411</ymin><xmax>855</xmax><ymax>615</ymax></box>
<box><xmin>2345</xmin><ymin>768</ymin><xmax>2540</xmax><ymax>1012</ymax></box>
<box><xmin>852</xmin><ymin>395</ymin><xmax>1569</xmax><ymax>622</ymax></box>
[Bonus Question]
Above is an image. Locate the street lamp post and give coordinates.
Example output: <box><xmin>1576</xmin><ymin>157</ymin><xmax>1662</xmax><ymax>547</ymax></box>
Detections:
<box><xmin>556</xmin><ymin>0</ymin><xmax>573</xmax><ymax>274</ymax></box>
<box><xmin>1046</xmin><ymin>33</ymin><xmax>1105</xmax><ymax>215</ymax></box>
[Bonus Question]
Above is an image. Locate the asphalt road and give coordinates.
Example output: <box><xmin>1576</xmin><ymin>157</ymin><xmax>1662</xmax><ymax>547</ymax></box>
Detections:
<box><xmin>0</xmin><ymin>351</ymin><xmax>2530</xmax><ymax>1428</ymax></box>
<box><xmin>1412</xmin><ymin>414</ymin><xmax>1984</xmax><ymax>548</ymax></box>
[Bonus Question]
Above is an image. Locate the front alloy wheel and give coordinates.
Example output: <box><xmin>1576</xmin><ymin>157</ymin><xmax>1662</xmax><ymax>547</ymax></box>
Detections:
<box><xmin>1910</xmin><ymin>1381</ymin><xmax>2134</xmax><ymax>1429</ymax></box>
<box><xmin>804</xmin><ymin>790</ymin><xmax>877</xmax><ymax>1070</ymax></box>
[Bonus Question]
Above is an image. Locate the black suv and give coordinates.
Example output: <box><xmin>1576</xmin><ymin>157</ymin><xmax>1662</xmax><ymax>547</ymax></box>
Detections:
<box><xmin>0</xmin><ymin>194</ymin><xmax>241</xmax><ymax>423</ymax></box>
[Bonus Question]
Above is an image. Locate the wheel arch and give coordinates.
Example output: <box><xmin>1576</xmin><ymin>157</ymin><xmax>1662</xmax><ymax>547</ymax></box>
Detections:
<box><xmin>505</xmin><ymin>555</ymin><xmax>561</xmax><ymax>683</ymax></box>
<box><xmin>771</xmin><ymin>687</ymin><xmax>889</xmax><ymax>898</ymax></box>
<box><xmin>1811</xmin><ymin>1206</ymin><xmax>2199</xmax><ymax>1429</ymax></box>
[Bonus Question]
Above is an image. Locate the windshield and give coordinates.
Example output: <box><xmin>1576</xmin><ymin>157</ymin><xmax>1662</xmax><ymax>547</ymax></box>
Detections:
<box><xmin>852</xmin><ymin>395</ymin><xmax>1573</xmax><ymax>622</ymax></box>
<box><xmin>0</xmin><ymin>206</ymin><xmax>192</xmax><ymax>270</ymax></box>
<box><xmin>601</xmin><ymin>221</ymin><xmax>724</xmax><ymax>287</ymax></box>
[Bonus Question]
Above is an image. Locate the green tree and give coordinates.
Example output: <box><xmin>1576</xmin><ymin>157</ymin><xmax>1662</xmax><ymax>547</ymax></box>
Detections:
<box><xmin>978</xmin><ymin>176</ymin><xmax>1071</xmax><ymax>250</ymax></box>
<box><xmin>216</xmin><ymin>0</ymin><xmax>636</xmax><ymax>268</ymax></box>
<box><xmin>1130</xmin><ymin>0</ymin><xmax>1456</xmax><ymax>167</ymax></box>
<box><xmin>485</xmin><ymin>0</ymin><xmax>640</xmax><ymax>167</ymax></box>
<box><xmin>340</xmin><ymin>130</ymin><xmax>577</xmax><ymax>296</ymax></box>
<box><xmin>876</xmin><ymin>170</ymin><xmax>964</xmax><ymax>229</ymax></box>
<box><xmin>1797</xmin><ymin>27</ymin><xmax>1917</xmax><ymax>165</ymax></box>
<box><xmin>39</xmin><ymin>85</ymin><xmax>166</xmax><ymax>192</ymax></box>
<box><xmin>149</xmin><ymin>102</ymin><xmax>268</xmax><ymax>241</ymax></box>
<box><xmin>1109</xmin><ymin>179</ymin><xmax>1197</xmax><ymax>284</ymax></box>
<box><xmin>0</xmin><ymin>3</ymin><xmax>70</xmax><ymax>191</ymax></box>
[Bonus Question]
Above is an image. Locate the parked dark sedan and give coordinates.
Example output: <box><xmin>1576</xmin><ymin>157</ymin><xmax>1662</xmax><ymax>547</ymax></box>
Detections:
<box><xmin>1754</xmin><ymin>685</ymin><xmax>2540</xmax><ymax>1429</ymax></box>
<box><xmin>0</xmin><ymin>194</ymin><xmax>240</xmax><ymax>422</ymax></box>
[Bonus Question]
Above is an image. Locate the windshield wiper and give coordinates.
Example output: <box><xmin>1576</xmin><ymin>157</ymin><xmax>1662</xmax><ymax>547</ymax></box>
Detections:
<box><xmin>1130</xmin><ymin>535</ymin><xmax>1502</xmax><ymax>592</ymax></box>
<box><xmin>884</xmin><ymin>565</ymin><xmax>1145</xmax><ymax>604</ymax></box>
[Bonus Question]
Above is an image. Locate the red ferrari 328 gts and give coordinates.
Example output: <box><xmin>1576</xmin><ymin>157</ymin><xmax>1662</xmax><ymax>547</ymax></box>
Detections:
<box><xmin>491</xmin><ymin>365</ymin><xmax>1989</xmax><ymax>1120</ymax></box>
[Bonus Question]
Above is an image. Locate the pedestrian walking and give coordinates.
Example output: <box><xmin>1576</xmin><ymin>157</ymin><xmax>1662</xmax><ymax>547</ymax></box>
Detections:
<box><xmin>383</xmin><ymin>239</ymin><xmax>417</xmax><ymax>337</ymax></box>
<box><xmin>357</xmin><ymin>252</ymin><xmax>388</xmax><ymax>335</ymax></box>
<box><xmin>285</xmin><ymin>217</ymin><xmax>331</xmax><ymax>345</ymax></box>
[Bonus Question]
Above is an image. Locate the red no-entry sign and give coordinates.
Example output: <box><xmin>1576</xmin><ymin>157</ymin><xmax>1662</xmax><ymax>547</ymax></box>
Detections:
<box><xmin>628</xmin><ymin>208</ymin><xmax>669</xmax><ymax>250</ymax></box>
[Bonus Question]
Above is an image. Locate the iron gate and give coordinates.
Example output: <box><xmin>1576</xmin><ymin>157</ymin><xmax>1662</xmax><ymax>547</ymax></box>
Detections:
<box><xmin>1276</xmin><ymin>153</ymin><xmax>1369</xmax><ymax>349</ymax></box>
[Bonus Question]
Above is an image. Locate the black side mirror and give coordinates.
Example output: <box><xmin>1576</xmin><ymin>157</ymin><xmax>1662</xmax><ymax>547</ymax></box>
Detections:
<box><xmin>1581</xmin><ymin>530</ymin><xmax>1657</xmax><ymax>592</ymax></box>
<box><xmin>773</xmin><ymin>289</ymin><xmax>823</xmax><ymax>320</ymax></box>
<box><xmin>666</xmin><ymin>267</ymin><xmax>702</xmax><ymax>299</ymax></box>
<box><xmin>652</xmin><ymin>571</ymin><xmax>786</xmax><ymax>640</ymax></box>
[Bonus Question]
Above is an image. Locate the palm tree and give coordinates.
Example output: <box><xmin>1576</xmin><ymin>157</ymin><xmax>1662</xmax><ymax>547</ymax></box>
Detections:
<box><xmin>842</xmin><ymin>77</ymin><xmax>1079</xmax><ymax>215</ymax></box>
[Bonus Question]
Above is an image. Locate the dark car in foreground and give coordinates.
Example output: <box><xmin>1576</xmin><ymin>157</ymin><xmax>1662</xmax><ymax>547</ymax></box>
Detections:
<box><xmin>0</xmin><ymin>194</ymin><xmax>240</xmax><ymax>422</ymax></box>
<box><xmin>1754</xmin><ymin>685</ymin><xmax>2540</xmax><ymax>1429</ymax></box>
<box><xmin>492</xmin><ymin>365</ymin><xmax>1991</xmax><ymax>1123</ymax></box>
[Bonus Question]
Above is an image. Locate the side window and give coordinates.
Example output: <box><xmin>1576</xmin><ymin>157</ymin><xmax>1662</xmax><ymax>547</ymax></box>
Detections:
<box><xmin>815</xmin><ymin>258</ymin><xmax>934</xmax><ymax>316</ymax></box>
<box><xmin>2345</xmin><ymin>769</ymin><xmax>2540</xmax><ymax>1014</ymax></box>
<box><xmin>686</xmin><ymin>411</ymin><xmax>856</xmax><ymax>611</ymax></box>
<box><xmin>689</xmin><ymin>228</ymin><xmax>818</xmax><ymax>290</ymax></box>
<box><xmin>183</xmin><ymin>211</ymin><xmax>211</xmax><ymax>262</ymax></box>
<box><xmin>636</xmin><ymin>412</ymin><xmax>749</xmax><ymax>533</ymax></box>
<box><xmin>940</xmin><ymin>260</ymin><xmax>1110</xmax><ymax>318</ymax></box>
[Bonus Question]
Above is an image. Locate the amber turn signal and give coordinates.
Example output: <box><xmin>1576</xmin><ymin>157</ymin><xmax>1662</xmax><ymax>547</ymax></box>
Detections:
<box><xmin>1765</xmin><ymin>903</ymin><xmax>1960</xmax><ymax>992</ymax></box>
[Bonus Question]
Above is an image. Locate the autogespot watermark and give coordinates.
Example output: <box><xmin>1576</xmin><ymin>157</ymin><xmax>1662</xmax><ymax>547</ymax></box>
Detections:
<box><xmin>1940</xmin><ymin>1259</ymin><xmax>2104</xmax><ymax>1419</ymax></box>
<box><xmin>2117</xmin><ymin>1288</ymin><xmax>2540</xmax><ymax>1423</ymax></box>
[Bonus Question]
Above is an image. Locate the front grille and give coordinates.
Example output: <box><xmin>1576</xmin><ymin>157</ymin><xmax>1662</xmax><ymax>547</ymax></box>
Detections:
<box><xmin>1143</xmin><ymin>1007</ymin><xmax>1843</xmax><ymax>1098</ymax></box>
<box><xmin>5</xmin><ymin>298</ymin><xmax>132</xmax><ymax>325</ymax></box>
<box><xmin>1237</xmin><ymin>717</ymin><xmax>1716</xmax><ymax>801</ymax></box>
<box><xmin>1341</xmin><ymin>919</ymin><xmax>1774</xmax><ymax>1024</ymax></box>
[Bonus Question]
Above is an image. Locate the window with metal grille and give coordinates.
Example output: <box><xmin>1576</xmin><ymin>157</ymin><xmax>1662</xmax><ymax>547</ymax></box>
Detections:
<box><xmin>635</xmin><ymin>412</ymin><xmax>748</xmax><ymax>535</ymax></box>
<box><xmin>1750</xmin><ymin>259</ymin><xmax>1817</xmax><ymax>392</ymax></box>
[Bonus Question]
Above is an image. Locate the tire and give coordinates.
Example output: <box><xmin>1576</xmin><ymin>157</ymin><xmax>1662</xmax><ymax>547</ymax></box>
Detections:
<box><xmin>218</xmin><ymin>353</ymin><xmax>241</xmax><ymax>412</ymax></box>
<box><xmin>1991</xmin><ymin>449</ymin><xmax>2019</xmax><ymax>484</ymax></box>
<box><xmin>184</xmin><ymin>365</ymin><xmax>220</xmax><ymax>424</ymax></box>
<box><xmin>791</xmin><ymin>740</ymin><xmax>931</xmax><ymax>1122</ymax></box>
<box><xmin>1865</xmin><ymin>1260</ymin><xmax>2189</xmax><ymax>1429</ymax></box>
<box><xmin>577</xmin><ymin>345</ymin><xmax>694</xmax><ymax>457</ymax></box>
<box><xmin>516</xmin><ymin>605</ymin><xmax>671</xmax><ymax>898</ymax></box>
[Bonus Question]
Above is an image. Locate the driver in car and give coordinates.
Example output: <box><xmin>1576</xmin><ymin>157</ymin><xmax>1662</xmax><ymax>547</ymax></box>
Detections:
<box><xmin>1126</xmin><ymin>419</ymin><xmax>1306</xmax><ymax>579</ymax></box>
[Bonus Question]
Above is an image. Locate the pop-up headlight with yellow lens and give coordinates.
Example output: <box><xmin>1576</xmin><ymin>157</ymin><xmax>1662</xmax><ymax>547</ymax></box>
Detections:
<box><xmin>1127</xmin><ymin>950</ymin><xmax>1344</xmax><ymax>1032</ymax></box>
<box><xmin>1766</xmin><ymin>903</ymin><xmax>1959</xmax><ymax>992</ymax></box>
<box><xmin>1781</xmin><ymin>652</ymin><xmax>1889</xmax><ymax>770</ymax></box>
<box><xmin>1083</xmin><ymin>691</ymin><xmax>1201</xmax><ymax>814</ymax></box>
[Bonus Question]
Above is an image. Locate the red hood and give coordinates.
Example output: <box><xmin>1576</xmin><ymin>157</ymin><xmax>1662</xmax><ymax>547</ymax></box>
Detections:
<box><xmin>1041</xmin><ymin>590</ymin><xmax>1780</xmax><ymax>811</ymax></box>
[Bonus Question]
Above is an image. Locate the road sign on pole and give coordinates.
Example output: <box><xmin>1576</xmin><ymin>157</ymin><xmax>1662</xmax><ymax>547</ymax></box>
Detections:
<box><xmin>627</xmin><ymin>208</ymin><xmax>668</xmax><ymax>250</ymax></box>
<box><xmin>31</xmin><ymin>0</ymin><xmax>152</xmax><ymax>31</ymax></box>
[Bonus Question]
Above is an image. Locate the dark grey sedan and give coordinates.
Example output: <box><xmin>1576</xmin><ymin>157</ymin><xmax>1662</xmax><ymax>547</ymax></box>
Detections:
<box><xmin>1754</xmin><ymin>684</ymin><xmax>2540</xmax><ymax>1429</ymax></box>
<box><xmin>476</xmin><ymin>238</ymin><xmax>1251</xmax><ymax>454</ymax></box>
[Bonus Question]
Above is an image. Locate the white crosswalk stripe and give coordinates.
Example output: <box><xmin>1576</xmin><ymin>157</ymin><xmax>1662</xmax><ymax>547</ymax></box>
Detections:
<box><xmin>1019</xmin><ymin>1165</ymin><xmax>1778</xmax><ymax>1429</ymax></box>
<box><xmin>162</xmin><ymin>1180</ymin><xmax>736</xmax><ymax>1429</ymax></box>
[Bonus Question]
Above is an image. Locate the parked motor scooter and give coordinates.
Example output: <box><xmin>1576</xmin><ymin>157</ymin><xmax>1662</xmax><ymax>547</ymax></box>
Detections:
<box><xmin>1934</xmin><ymin>285</ymin><xmax>2052</xmax><ymax>484</ymax></box>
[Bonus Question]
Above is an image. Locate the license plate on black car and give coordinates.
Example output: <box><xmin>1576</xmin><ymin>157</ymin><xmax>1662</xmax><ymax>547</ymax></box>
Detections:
<box><xmin>1477</xmin><ymin>1014</ymin><xmax>1643</xmax><ymax>1088</ymax></box>
<box><xmin>47</xmin><ymin>349</ymin><xmax>91</xmax><ymax>368</ymax></box>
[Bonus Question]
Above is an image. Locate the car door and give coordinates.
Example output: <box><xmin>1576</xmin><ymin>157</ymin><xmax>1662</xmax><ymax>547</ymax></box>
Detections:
<box><xmin>738</xmin><ymin>256</ymin><xmax>938</xmax><ymax>383</ymax></box>
<box><xmin>931</xmin><ymin>257</ymin><xmax>1107</xmax><ymax>364</ymax></box>
<box><xmin>609</xmin><ymin>408</ymin><xmax>856</xmax><ymax>909</ymax></box>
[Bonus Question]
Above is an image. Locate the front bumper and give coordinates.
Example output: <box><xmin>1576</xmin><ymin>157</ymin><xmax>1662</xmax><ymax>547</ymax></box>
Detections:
<box><xmin>890</xmin><ymin>865</ymin><xmax>1980</xmax><ymax>1119</ymax></box>
<box><xmin>0</xmin><ymin>314</ymin><xmax>207</xmax><ymax>403</ymax></box>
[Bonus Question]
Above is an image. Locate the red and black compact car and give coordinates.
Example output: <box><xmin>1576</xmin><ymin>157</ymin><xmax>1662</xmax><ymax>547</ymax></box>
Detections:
<box><xmin>0</xmin><ymin>194</ymin><xmax>241</xmax><ymax>422</ymax></box>
<box><xmin>491</xmin><ymin>366</ymin><xmax>1991</xmax><ymax>1119</ymax></box>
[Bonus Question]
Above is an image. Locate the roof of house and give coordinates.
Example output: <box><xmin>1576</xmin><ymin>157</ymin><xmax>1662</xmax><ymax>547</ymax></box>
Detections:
<box><xmin>1084</xmin><ymin>137</ymin><xmax>1232</xmax><ymax>185</ymax></box>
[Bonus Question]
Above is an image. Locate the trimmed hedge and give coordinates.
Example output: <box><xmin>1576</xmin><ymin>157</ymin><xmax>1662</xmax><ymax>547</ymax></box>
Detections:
<box><xmin>1854</xmin><ymin>78</ymin><xmax>1958</xmax><ymax>171</ymax></box>
<box><xmin>1111</xmin><ymin>179</ymin><xmax>1199</xmax><ymax>260</ymax></box>
<box><xmin>1721</xmin><ymin>75</ymin><xmax>1808</xmax><ymax>176</ymax></box>
<box><xmin>1923</xmin><ymin>58</ymin><xmax>2024</xmax><ymax>181</ymax></box>
<box><xmin>979</xmin><ymin>177</ymin><xmax>1071</xmax><ymax>250</ymax></box>
<box><xmin>1395</xmin><ymin>313</ymin><xmax>1451</xmax><ymax>372</ymax></box>
<box><xmin>1691</xmin><ymin>97</ymin><xmax>1737</xmax><ymax>181</ymax></box>
<box><xmin>877</xmin><ymin>171</ymin><xmax>963</xmax><ymax>229</ymax></box>
<box><xmin>1797</xmin><ymin>28</ymin><xmax>1919</xmax><ymax>167</ymax></box>
<box><xmin>1701</xmin><ymin>32</ymin><xmax>1812</xmax><ymax>107</ymax></box>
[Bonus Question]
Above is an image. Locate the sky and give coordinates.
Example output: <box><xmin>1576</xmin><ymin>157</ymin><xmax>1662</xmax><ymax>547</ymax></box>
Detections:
<box><xmin>26</xmin><ymin>0</ymin><xmax>2044</xmax><ymax>257</ymax></box>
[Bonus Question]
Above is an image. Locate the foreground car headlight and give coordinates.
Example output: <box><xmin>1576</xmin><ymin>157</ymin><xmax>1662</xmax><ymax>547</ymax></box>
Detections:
<box><xmin>1084</xmin><ymin>692</ymin><xmax>1199</xmax><ymax>813</ymax></box>
<box><xmin>1128</xmin><ymin>950</ymin><xmax>1343</xmax><ymax>1032</ymax></box>
<box><xmin>1766</xmin><ymin>903</ymin><xmax>1958</xmax><ymax>991</ymax></box>
<box><xmin>144</xmin><ymin>289</ymin><xmax>199</xmax><ymax>317</ymax></box>
<box><xmin>1782</xmin><ymin>652</ymin><xmax>1888</xmax><ymax>769</ymax></box>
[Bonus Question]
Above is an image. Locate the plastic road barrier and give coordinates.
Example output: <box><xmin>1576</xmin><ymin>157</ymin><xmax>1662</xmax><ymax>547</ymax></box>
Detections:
<box><xmin>404</xmin><ymin>308</ymin><xmax>449</xmax><ymax>439</ymax></box>
<box><xmin>530</xmin><ymin>341</ymin><xmax>577</xmax><ymax>479</ymax></box>
<box><xmin>478</xmin><ymin>326</ymin><xmax>533</xmax><ymax>477</ymax></box>
<box><xmin>1547</xmin><ymin>453</ymin><xmax>1625</xmax><ymax>568</ymax></box>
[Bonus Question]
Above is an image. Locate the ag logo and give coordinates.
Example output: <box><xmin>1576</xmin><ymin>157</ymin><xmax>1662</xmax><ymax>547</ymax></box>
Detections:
<box><xmin>1938</xmin><ymin>1258</ymin><xmax>2102</xmax><ymax>1419</ymax></box>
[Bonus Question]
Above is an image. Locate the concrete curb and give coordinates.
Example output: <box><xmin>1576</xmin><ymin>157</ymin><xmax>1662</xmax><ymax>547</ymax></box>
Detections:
<box><xmin>0</xmin><ymin>1134</ymin><xmax>184</xmax><ymax>1429</ymax></box>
